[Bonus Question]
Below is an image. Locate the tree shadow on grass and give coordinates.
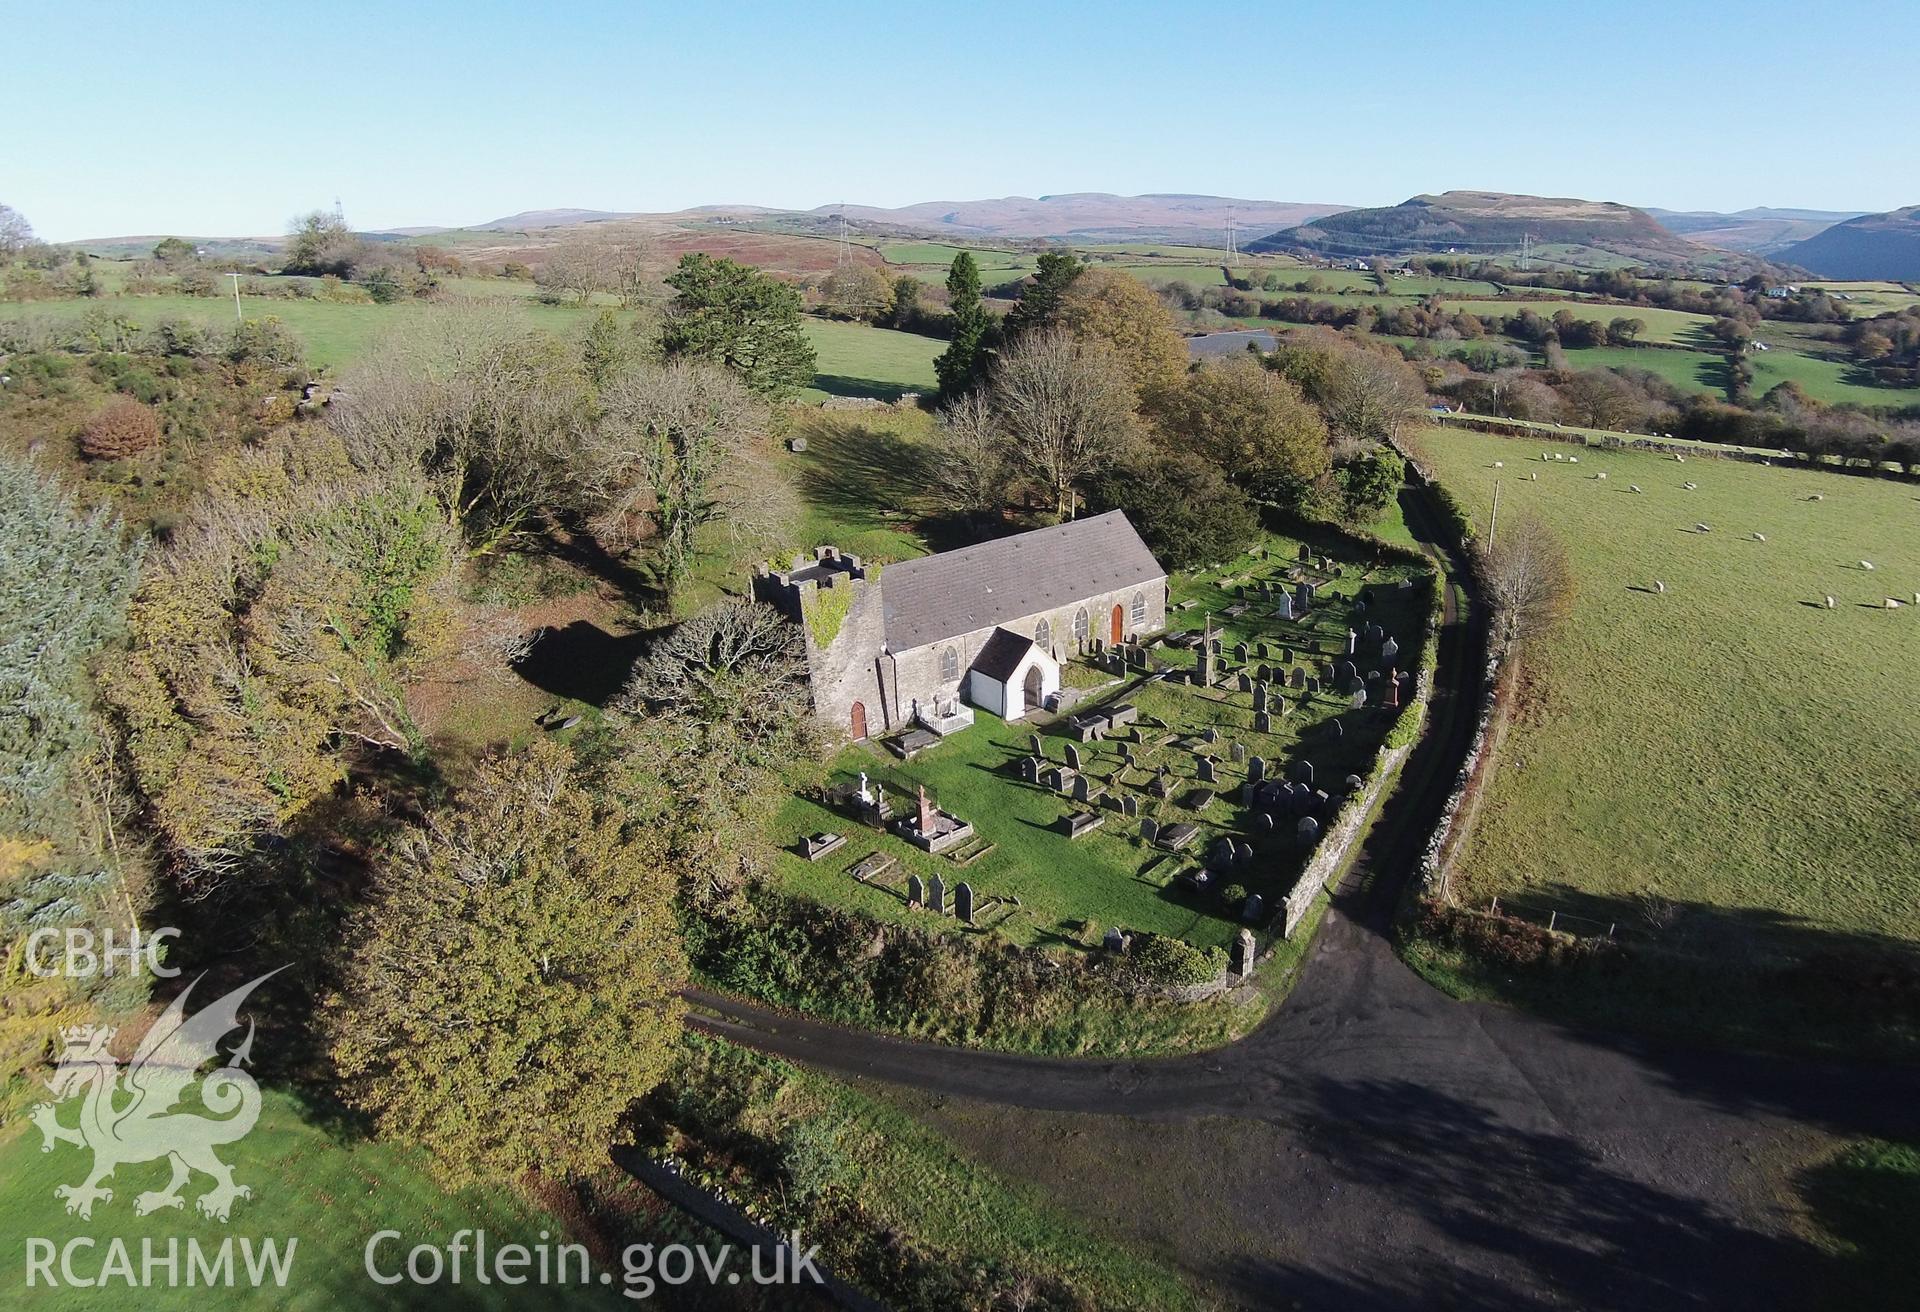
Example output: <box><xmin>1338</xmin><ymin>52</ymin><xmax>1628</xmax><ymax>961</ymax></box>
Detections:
<box><xmin>812</xmin><ymin>374</ymin><xmax>926</xmax><ymax>403</ymax></box>
<box><xmin>513</xmin><ymin>619</ymin><xmax>653</xmax><ymax>705</ymax></box>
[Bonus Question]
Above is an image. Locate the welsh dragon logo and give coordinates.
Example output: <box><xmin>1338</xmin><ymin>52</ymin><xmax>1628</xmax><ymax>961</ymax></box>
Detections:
<box><xmin>28</xmin><ymin>969</ymin><xmax>283</xmax><ymax>1222</ymax></box>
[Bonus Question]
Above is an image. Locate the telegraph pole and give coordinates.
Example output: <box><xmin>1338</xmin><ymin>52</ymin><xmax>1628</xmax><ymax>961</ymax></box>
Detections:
<box><xmin>1488</xmin><ymin>478</ymin><xmax>1502</xmax><ymax>550</ymax></box>
<box><xmin>227</xmin><ymin>272</ymin><xmax>244</xmax><ymax>323</ymax></box>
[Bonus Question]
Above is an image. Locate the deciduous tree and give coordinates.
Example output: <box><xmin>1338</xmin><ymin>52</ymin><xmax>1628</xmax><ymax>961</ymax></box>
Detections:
<box><xmin>1154</xmin><ymin>354</ymin><xmax>1328</xmax><ymax>503</ymax></box>
<box><xmin>327</xmin><ymin>741</ymin><xmax>686</xmax><ymax>1187</ymax></box>
<box><xmin>1057</xmin><ymin>269</ymin><xmax>1188</xmax><ymax>406</ymax></box>
<box><xmin>1478</xmin><ymin>514</ymin><xmax>1574</xmax><ymax>649</ymax></box>
<box><xmin>991</xmin><ymin>329</ymin><xmax>1136</xmax><ymax>522</ymax></box>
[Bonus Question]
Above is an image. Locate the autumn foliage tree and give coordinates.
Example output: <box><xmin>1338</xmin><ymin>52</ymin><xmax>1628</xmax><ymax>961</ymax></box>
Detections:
<box><xmin>1478</xmin><ymin>514</ymin><xmax>1575</xmax><ymax>650</ymax></box>
<box><xmin>1056</xmin><ymin>269</ymin><xmax>1189</xmax><ymax>407</ymax></box>
<box><xmin>326</xmin><ymin>741</ymin><xmax>686</xmax><ymax>1186</ymax></box>
<box><xmin>1154</xmin><ymin>354</ymin><xmax>1329</xmax><ymax>504</ymax></box>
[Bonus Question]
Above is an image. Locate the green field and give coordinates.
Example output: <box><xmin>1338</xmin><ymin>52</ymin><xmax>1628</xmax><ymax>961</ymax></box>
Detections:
<box><xmin>877</xmin><ymin>241</ymin><xmax>1032</xmax><ymax>270</ymax></box>
<box><xmin>1422</xmin><ymin>426</ymin><xmax>1920</xmax><ymax>957</ymax></box>
<box><xmin>1747</xmin><ymin>343</ymin><xmax>1920</xmax><ymax>409</ymax></box>
<box><xmin>1559</xmin><ymin>344</ymin><xmax>1726</xmax><ymax>395</ymax></box>
<box><xmin>766</xmin><ymin>536</ymin><xmax>1431</xmax><ymax>950</ymax></box>
<box><xmin>800</xmin><ymin>317</ymin><xmax>939</xmax><ymax>400</ymax></box>
<box><xmin>0</xmin><ymin>1091</ymin><xmax>620</xmax><ymax>1309</ymax></box>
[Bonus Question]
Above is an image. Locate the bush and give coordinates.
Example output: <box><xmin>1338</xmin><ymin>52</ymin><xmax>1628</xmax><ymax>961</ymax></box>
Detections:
<box><xmin>78</xmin><ymin>398</ymin><xmax>162</xmax><ymax>460</ymax></box>
<box><xmin>1118</xmin><ymin>933</ymin><xmax>1224</xmax><ymax>988</ymax></box>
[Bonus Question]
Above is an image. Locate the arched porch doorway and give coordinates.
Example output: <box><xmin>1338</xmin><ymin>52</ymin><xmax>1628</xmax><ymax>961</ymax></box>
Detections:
<box><xmin>850</xmin><ymin>700</ymin><xmax>868</xmax><ymax>740</ymax></box>
<box><xmin>1109</xmin><ymin>603</ymin><xmax>1124</xmax><ymax>645</ymax></box>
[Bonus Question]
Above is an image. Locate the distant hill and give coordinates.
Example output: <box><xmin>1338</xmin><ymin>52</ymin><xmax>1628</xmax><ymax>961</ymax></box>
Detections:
<box><xmin>474</xmin><ymin>208</ymin><xmax>644</xmax><ymax>230</ymax></box>
<box><xmin>1777</xmin><ymin>205</ymin><xmax>1920</xmax><ymax>280</ymax></box>
<box><xmin>818</xmin><ymin>193</ymin><xmax>1349</xmax><ymax>244</ymax></box>
<box><xmin>1649</xmin><ymin>207</ymin><xmax>1863</xmax><ymax>255</ymax></box>
<box><xmin>1247</xmin><ymin>191</ymin><xmax>1705</xmax><ymax>268</ymax></box>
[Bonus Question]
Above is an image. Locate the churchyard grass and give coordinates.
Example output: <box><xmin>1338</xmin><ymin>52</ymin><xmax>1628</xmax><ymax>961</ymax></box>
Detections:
<box><xmin>1420</xmin><ymin>426</ymin><xmax>1920</xmax><ymax>959</ymax></box>
<box><xmin>766</xmin><ymin>533</ymin><xmax>1433</xmax><ymax>953</ymax></box>
<box><xmin>797</xmin><ymin>318</ymin><xmax>939</xmax><ymax>402</ymax></box>
<box><xmin>0</xmin><ymin>1090</ymin><xmax>627</xmax><ymax>1310</ymax></box>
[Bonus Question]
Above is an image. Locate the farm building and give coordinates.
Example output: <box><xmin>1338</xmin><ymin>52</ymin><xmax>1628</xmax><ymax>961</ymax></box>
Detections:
<box><xmin>752</xmin><ymin>511</ymin><xmax>1167</xmax><ymax>740</ymax></box>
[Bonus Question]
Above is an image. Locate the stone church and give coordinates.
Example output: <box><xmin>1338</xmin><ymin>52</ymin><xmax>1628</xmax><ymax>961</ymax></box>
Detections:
<box><xmin>751</xmin><ymin>511</ymin><xmax>1168</xmax><ymax>740</ymax></box>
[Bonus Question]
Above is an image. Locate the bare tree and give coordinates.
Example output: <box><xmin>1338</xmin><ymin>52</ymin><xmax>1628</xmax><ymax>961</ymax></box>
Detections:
<box><xmin>1476</xmin><ymin>514</ymin><xmax>1574</xmax><ymax>649</ymax></box>
<box><xmin>582</xmin><ymin>360</ymin><xmax>788</xmax><ymax>589</ymax></box>
<box><xmin>537</xmin><ymin>239</ymin><xmax>615</xmax><ymax>305</ymax></box>
<box><xmin>0</xmin><ymin>203</ymin><xmax>34</xmax><ymax>257</ymax></box>
<box><xmin>930</xmin><ymin>390</ymin><xmax>1009</xmax><ymax>518</ymax></box>
<box><xmin>1323</xmin><ymin>346</ymin><xmax>1425</xmax><ymax>448</ymax></box>
<box><xmin>616</xmin><ymin>599</ymin><xmax>810</xmax><ymax>749</ymax></box>
<box><xmin>990</xmin><ymin>329</ymin><xmax>1137</xmax><ymax>521</ymax></box>
<box><xmin>330</xmin><ymin>306</ymin><xmax>590</xmax><ymax>553</ymax></box>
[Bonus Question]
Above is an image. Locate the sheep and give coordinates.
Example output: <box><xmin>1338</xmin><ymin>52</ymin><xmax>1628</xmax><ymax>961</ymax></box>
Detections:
<box><xmin>1596</xmin><ymin>472</ymin><xmax>1608</xmax><ymax>480</ymax></box>
<box><xmin>1683</xmin><ymin>481</ymin><xmax>1698</xmax><ymax>490</ymax></box>
<box><xmin>1529</xmin><ymin>472</ymin><xmax>1539</xmax><ymax>481</ymax></box>
<box><xmin>1569</xmin><ymin>456</ymin><xmax>1580</xmax><ymax>464</ymax></box>
<box><xmin>1654</xmin><ymin>580</ymin><xmax>1667</xmax><ymax>594</ymax></box>
<box><xmin>1861</xmin><ymin>561</ymin><xmax>1876</xmax><ymax>571</ymax></box>
<box><xmin>1889</xmin><ymin>598</ymin><xmax>1905</xmax><ymax>610</ymax></box>
<box><xmin>1695</xmin><ymin>523</ymin><xmax>1712</xmax><ymax>532</ymax></box>
<box><xmin>1809</xmin><ymin>494</ymin><xmax>1824</xmax><ymax>502</ymax></box>
<box><xmin>1628</xmin><ymin>484</ymin><xmax>1643</xmax><ymax>493</ymax></box>
<box><xmin>1752</xmin><ymin>532</ymin><xmax>1767</xmax><ymax>542</ymax></box>
<box><xmin>1493</xmin><ymin>461</ymin><xmax>1504</xmax><ymax>468</ymax></box>
<box><xmin>1825</xmin><ymin>596</ymin><xmax>1837</xmax><ymax>609</ymax></box>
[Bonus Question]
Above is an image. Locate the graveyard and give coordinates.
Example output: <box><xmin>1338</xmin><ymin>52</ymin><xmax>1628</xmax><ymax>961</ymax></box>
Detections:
<box><xmin>769</xmin><ymin>531</ymin><xmax>1436</xmax><ymax>952</ymax></box>
<box><xmin>1418</xmin><ymin>426</ymin><xmax>1920</xmax><ymax>959</ymax></box>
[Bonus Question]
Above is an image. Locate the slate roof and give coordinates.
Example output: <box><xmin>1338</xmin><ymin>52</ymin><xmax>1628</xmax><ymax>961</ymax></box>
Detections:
<box><xmin>880</xmin><ymin>511</ymin><xmax>1165</xmax><ymax>651</ymax></box>
<box><xmin>970</xmin><ymin>628</ymin><xmax>1038</xmax><ymax>683</ymax></box>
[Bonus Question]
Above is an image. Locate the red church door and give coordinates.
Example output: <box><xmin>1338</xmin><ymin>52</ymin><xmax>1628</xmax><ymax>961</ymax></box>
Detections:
<box><xmin>1109</xmin><ymin>604</ymin><xmax>1124</xmax><ymax>644</ymax></box>
<box><xmin>850</xmin><ymin>701</ymin><xmax>867</xmax><ymax>741</ymax></box>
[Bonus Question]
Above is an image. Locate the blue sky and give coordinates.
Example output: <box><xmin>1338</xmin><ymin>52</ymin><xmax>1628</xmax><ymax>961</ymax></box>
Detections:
<box><xmin>9</xmin><ymin>0</ymin><xmax>1916</xmax><ymax>240</ymax></box>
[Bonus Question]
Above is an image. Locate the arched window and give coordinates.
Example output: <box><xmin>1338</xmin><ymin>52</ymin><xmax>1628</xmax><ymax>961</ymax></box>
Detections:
<box><xmin>940</xmin><ymin>646</ymin><xmax>960</xmax><ymax>682</ymax></box>
<box><xmin>1072</xmin><ymin>608</ymin><xmax>1089</xmax><ymax>647</ymax></box>
<box><xmin>1130</xmin><ymin>591</ymin><xmax>1147</xmax><ymax>628</ymax></box>
<box><xmin>1033</xmin><ymin>618</ymin><xmax>1052</xmax><ymax>653</ymax></box>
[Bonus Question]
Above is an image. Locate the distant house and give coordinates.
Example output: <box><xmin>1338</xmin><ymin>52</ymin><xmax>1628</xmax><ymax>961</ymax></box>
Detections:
<box><xmin>752</xmin><ymin>512</ymin><xmax>1168</xmax><ymax>740</ymax></box>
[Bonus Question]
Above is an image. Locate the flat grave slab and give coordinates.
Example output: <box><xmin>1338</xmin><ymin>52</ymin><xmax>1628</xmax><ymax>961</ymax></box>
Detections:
<box><xmin>888</xmin><ymin>728</ymin><xmax>942</xmax><ymax>759</ymax></box>
<box><xmin>1061</xmin><ymin>810</ymin><xmax>1106</xmax><ymax>839</ymax></box>
<box><xmin>1156</xmin><ymin>821</ymin><xmax>1201</xmax><ymax>850</ymax></box>
<box><xmin>1178</xmin><ymin>787</ymin><xmax>1216</xmax><ymax>811</ymax></box>
<box><xmin>847</xmin><ymin>851</ymin><xmax>895</xmax><ymax>881</ymax></box>
<box><xmin>798</xmin><ymin>832</ymin><xmax>847</xmax><ymax>861</ymax></box>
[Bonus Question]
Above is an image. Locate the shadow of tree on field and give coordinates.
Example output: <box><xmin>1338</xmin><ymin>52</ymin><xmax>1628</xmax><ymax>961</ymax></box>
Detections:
<box><xmin>792</xmin><ymin>416</ymin><xmax>937</xmax><ymax>528</ymax></box>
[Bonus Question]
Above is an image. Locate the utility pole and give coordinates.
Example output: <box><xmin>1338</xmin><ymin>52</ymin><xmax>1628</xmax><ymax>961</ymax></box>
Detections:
<box><xmin>1519</xmin><ymin>232</ymin><xmax>1533</xmax><ymax>272</ymax></box>
<box><xmin>227</xmin><ymin>272</ymin><xmax>244</xmax><ymax>323</ymax></box>
<box><xmin>1488</xmin><ymin>478</ymin><xmax>1502</xmax><ymax>550</ymax></box>
<box><xmin>1226</xmin><ymin>208</ymin><xmax>1237</xmax><ymax>263</ymax></box>
<box><xmin>835</xmin><ymin>207</ymin><xmax>852</xmax><ymax>267</ymax></box>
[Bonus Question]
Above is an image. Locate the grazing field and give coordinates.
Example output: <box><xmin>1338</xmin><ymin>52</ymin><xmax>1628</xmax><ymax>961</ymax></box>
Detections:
<box><xmin>1421</xmin><ymin>426</ymin><xmax>1920</xmax><ymax>957</ymax></box>
<box><xmin>1747</xmin><ymin>343</ymin><xmax>1920</xmax><ymax>409</ymax></box>
<box><xmin>1559</xmin><ymin>344</ymin><xmax>1726</xmax><ymax>395</ymax></box>
<box><xmin>800</xmin><ymin>317</ymin><xmax>939</xmax><ymax>400</ymax></box>
<box><xmin>877</xmin><ymin>241</ymin><xmax>1032</xmax><ymax>270</ymax></box>
<box><xmin>766</xmin><ymin>535</ymin><xmax>1432</xmax><ymax>951</ymax></box>
<box><xmin>0</xmin><ymin>1091</ymin><xmax>623</xmax><ymax>1310</ymax></box>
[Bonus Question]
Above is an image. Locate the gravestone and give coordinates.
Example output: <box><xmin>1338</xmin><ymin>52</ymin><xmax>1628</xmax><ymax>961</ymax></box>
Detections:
<box><xmin>1253</xmin><ymin>684</ymin><xmax>1268</xmax><ymax>714</ymax></box>
<box><xmin>1231</xmin><ymin>928</ymin><xmax>1256</xmax><ymax>976</ymax></box>
<box><xmin>1064</xmin><ymin>742</ymin><xmax>1081</xmax><ymax>771</ymax></box>
<box><xmin>1231</xmin><ymin>741</ymin><xmax>1247</xmax><ymax>764</ymax></box>
<box><xmin>1345</xmin><ymin>628</ymin><xmax>1358</xmax><ymax>657</ymax></box>
<box><xmin>1248</xmin><ymin>755</ymin><xmax>1266</xmax><ymax>784</ymax></box>
<box><xmin>1327</xmin><ymin>718</ymin><xmax>1344</xmax><ymax>739</ymax></box>
<box><xmin>1030</xmin><ymin>732</ymin><xmax>1045</xmax><ymax>758</ymax></box>
<box><xmin>1150</xmin><ymin>770</ymin><xmax>1172</xmax><ymax>799</ymax></box>
<box><xmin>1139</xmin><ymin>816</ymin><xmax>1159</xmax><ymax>843</ymax></box>
<box><xmin>1202</xmin><ymin>726</ymin><xmax>1218</xmax><ymax>744</ymax></box>
<box><xmin>1297</xmin><ymin>816</ymin><xmax>1321</xmax><ymax>847</ymax></box>
<box><xmin>1122</xmin><ymin>794</ymin><xmax>1138</xmax><ymax>818</ymax></box>
<box><xmin>1234</xmin><ymin>642</ymin><xmax>1249</xmax><ymax>663</ymax></box>
<box><xmin>1351</xmin><ymin>687</ymin><xmax>1368</xmax><ymax>709</ymax></box>
<box><xmin>1255</xmin><ymin>812</ymin><xmax>1274</xmax><ymax>833</ymax></box>
<box><xmin>907</xmin><ymin>874</ymin><xmax>924</xmax><ymax>907</ymax></box>
<box><xmin>1299</xmin><ymin>543</ymin><xmax>1312</xmax><ymax>561</ymax></box>
<box><xmin>1305</xmin><ymin>677</ymin><xmax>1320</xmax><ymax>695</ymax></box>
<box><xmin>1282</xmin><ymin>647</ymin><xmax>1294</xmax><ymax>663</ymax></box>
<box><xmin>928</xmin><ymin>874</ymin><xmax>947</xmax><ymax>915</ymax></box>
<box><xmin>1275</xmin><ymin>590</ymin><xmax>1295</xmax><ymax>621</ymax></box>
<box><xmin>1103</xmin><ymin>927</ymin><xmax>1126</xmax><ymax>953</ymax></box>
<box><xmin>1386</xmin><ymin>673</ymin><xmax>1401</xmax><ymax>708</ymax></box>
<box><xmin>1238</xmin><ymin>672</ymin><xmax>1254</xmax><ymax>693</ymax></box>
<box><xmin>955</xmin><ymin>881</ymin><xmax>975</xmax><ymax>925</ymax></box>
<box><xmin>1072</xmin><ymin>774</ymin><xmax>1093</xmax><ymax>802</ymax></box>
<box><xmin>1382</xmin><ymin>637</ymin><xmax>1400</xmax><ymax>665</ymax></box>
<box><xmin>1197</xmin><ymin>756</ymin><xmax>1217</xmax><ymax>783</ymax></box>
<box><xmin>1019</xmin><ymin>756</ymin><xmax>1040</xmax><ymax>783</ymax></box>
<box><xmin>1294</xmin><ymin>582</ymin><xmax>1313</xmax><ymax>614</ymax></box>
<box><xmin>1290</xmin><ymin>667</ymin><xmax>1306</xmax><ymax>690</ymax></box>
<box><xmin>1337</xmin><ymin>660</ymin><xmax>1357</xmax><ymax>688</ymax></box>
<box><xmin>1254</xmin><ymin>712</ymin><xmax>1272</xmax><ymax>733</ymax></box>
<box><xmin>1291</xmin><ymin>759</ymin><xmax>1314</xmax><ymax>785</ymax></box>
